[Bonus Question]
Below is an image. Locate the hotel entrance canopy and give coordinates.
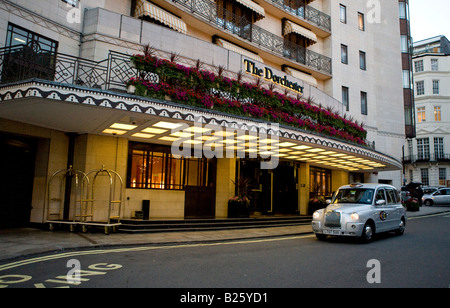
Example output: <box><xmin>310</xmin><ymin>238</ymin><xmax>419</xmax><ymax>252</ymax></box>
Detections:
<box><xmin>0</xmin><ymin>79</ymin><xmax>402</xmax><ymax>173</ymax></box>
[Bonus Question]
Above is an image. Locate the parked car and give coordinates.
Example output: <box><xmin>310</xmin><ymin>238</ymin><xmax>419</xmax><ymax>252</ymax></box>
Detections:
<box><xmin>312</xmin><ymin>183</ymin><xmax>407</xmax><ymax>243</ymax></box>
<box><xmin>422</xmin><ymin>188</ymin><xmax>450</xmax><ymax>206</ymax></box>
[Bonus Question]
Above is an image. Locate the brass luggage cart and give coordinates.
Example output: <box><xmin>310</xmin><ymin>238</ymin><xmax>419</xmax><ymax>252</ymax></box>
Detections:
<box><xmin>46</xmin><ymin>166</ymin><xmax>86</xmax><ymax>232</ymax></box>
<box><xmin>79</xmin><ymin>166</ymin><xmax>123</xmax><ymax>235</ymax></box>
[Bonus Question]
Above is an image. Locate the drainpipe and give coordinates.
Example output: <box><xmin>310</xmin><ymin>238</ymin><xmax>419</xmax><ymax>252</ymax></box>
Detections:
<box><xmin>63</xmin><ymin>133</ymin><xmax>78</xmax><ymax>220</ymax></box>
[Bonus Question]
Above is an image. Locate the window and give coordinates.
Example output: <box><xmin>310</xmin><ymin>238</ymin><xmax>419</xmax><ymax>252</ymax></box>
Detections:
<box><xmin>434</xmin><ymin>138</ymin><xmax>444</xmax><ymax>159</ymax></box>
<box><xmin>342</xmin><ymin>86</ymin><xmax>349</xmax><ymax>111</ymax></box>
<box><xmin>434</xmin><ymin>106</ymin><xmax>441</xmax><ymax>122</ymax></box>
<box><xmin>416</xmin><ymin>80</ymin><xmax>424</xmax><ymax>96</ymax></box>
<box><xmin>386</xmin><ymin>189</ymin><xmax>397</xmax><ymax>205</ymax></box>
<box><xmin>127</xmin><ymin>142</ymin><xmax>215</xmax><ymax>190</ymax></box>
<box><xmin>358</xmin><ymin>12</ymin><xmax>365</xmax><ymax>31</ymax></box>
<box><xmin>439</xmin><ymin>168</ymin><xmax>447</xmax><ymax>186</ymax></box>
<box><xmin>399</xmin><ymin>2</ymin><xmax>407</xmax><ymax>19</ymax></box>
<box><xmin>375</xmin><ymin>189</ymin><xmax>386</xmax><ymax>202</ymax></box>
<box><xmin>414</xmin><ymin>60</ymin><xmax>424</xmax><ymax>72</ymax></box>
<box><xmin>401</xmin><ymin>35</ymin><xmax>409</xmax><ymax>53</ymax></box>
<box><xmin>417</xmin><ymin>107</ymin><xmax>426</xmax><ymax>123</ymax></box>
<box><xmin>310</xmin><ymin>167</ymin><xmax>331</xmax><ymax>198</ymax></box>
<box><xmin>420</xmin><ymin>168</ymin><xmax>429</xmax><ymax>186</ymax></box>
<box><xmin>417</xmin><ymin>138</ymin><xmax>430</xmax><ymax>161</ymax></box>
<box><xmin>217</xmin><ymin>0</ymin><xmax>254</xmax><ymax>31</ymax></box>
<box><xmin>432</xmin><ymin>80</ymin><xmax>440</xmax><ymax>95</ymax></box>
<box><xmin>340</xmin><ymin>4</ymin><xmax>347</xmax><ymax>23</ymax></box>
<box><xmin>431</xmin><ymin>59</ymin><xmax>439</xmax><ymax>71</ymax></box>
<box><xmin>359</xmin><ymin>51</ymin><xmax>366</xmax><ymax>70</ymax></box>
<box><xmin>341</xmin><ymin>44</ymin><xmax>348</xmax><ymax>64</ymax></box>
<box><xmin>3</xmin><ymin>23</ymin><xmax>58</xmax><ymax>84</ymax></box>
<box><xmin>402</xmin><ymin>70</ymin><xmax>411</xmax><ymax>88</ymax></box>
<box><xmin>361</xmin><ymin>91</ymin><xmax>368</xmax><ymax>115</ymax></box>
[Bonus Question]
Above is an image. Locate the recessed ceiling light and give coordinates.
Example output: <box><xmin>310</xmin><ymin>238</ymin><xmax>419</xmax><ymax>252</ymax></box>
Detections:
<box><xmin>153</xmin><ymin>121</ymin><xmax>183</xmax><ymax>129</ymax></box>
<box><xmin>132</xmin><ymin>133</ymin><xmax>155</xmax><ymax>139</ymax></box>
<box><xmin>171</xmin><ymin>131</ymin><xmax>193</xmax><ymax>138</ymax></box>
<box><xmin>142</xmin><ymin>128</ymin><xmax>168</xmax><ymax>134</ymax></box>
<box><xmin>159</xmin><ymin>136</ymin><xmax>180</xmax><ymax>142</ymax></box>
<box><xmin>236</xmin><ymin>135</ymin><xmax>258</xmax><ymax>141</ymax></box>
<box><xmin>183</xmin><ymin>140</ymin><xmax>203</xmax><ymax>145</ymax></box>
<box><xmin>306</xmin><ymin>148</ymin><xmax>326</xmax><ymax>153</ymax></box>
<box><xmin>292</xmin><ymin>145</ymin><xmax>312</xmax><ymax>150</ymax></box>
<box><xmin>213</xmin><ymin>131</ymin><xmax>236</xmax><ymax>137</ymax></box>
<box><xmin>103</xmin><ymin>129</ymin><xmax>127</xmax><ymax>135</ymax></box>
<box><xmin>278</xmin><ymin>142</ymin><xmax>297</xmax><ymax>147</ymax></box>
<box><xmin>185</xmin><ymin>127</ymin><xmax>212</xmax><ymax>134</ymax></box>
<box><xmin>110</xmin><ymin>123</ymin><xmax>138</xmax><ymax>131</ymax></box>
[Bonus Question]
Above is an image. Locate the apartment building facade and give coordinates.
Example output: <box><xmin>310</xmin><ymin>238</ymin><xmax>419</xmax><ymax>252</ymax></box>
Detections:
<box><xmin>0</xmin><ymin>0</ymin><xmax>407</xmax><ymax>228</ymax></box>
<box><xmin>404</xmin><ymin>36</ymin><xmax>450</xmax><ymax>187</ymax></box>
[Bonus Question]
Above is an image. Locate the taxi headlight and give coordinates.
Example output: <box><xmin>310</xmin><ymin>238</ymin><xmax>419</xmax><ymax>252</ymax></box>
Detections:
<box><xmin>350</xmin><ymin>213</ymin><xmax>359</xmax><ymax>221</ymax></box>
<box><xmin>313</xmin><ymin>211</ymin><xmax>321</xmax><ymax>220</ymax></box>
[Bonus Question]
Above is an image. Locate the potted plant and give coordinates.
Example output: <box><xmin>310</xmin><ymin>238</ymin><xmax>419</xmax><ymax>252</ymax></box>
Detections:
<box><xmin>308</xmin><ymin>196</ymin><xmax>327</xmax><ymax>215</ymax></box>
<box><xmin>228</xmin><ymin>177</ymin><xmax>252</xmax><ymax>218</ymax></box>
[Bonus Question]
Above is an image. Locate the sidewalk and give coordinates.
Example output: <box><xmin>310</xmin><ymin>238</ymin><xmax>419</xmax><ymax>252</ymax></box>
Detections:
<box><xmin>1</xmin><ymin>206</ymin><xmax>449</xmax><ymax>262</ymax></box>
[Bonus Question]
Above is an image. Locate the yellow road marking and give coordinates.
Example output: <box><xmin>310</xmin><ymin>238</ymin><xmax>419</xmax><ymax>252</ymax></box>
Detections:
<box><xmin>0</xmin><ymin>234</ymin><xmax>314</xmax><ymax>272</ymax></box>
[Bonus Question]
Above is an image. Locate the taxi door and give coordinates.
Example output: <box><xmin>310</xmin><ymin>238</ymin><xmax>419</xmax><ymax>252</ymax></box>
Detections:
<box><xmin>385</xmin><ymin>188</ymin><xmax>401</xmax><ymax>230</ymax></box>
<box><xmin>374</xmin><ymin>188</ymin><xmax>397</xmax><ymax>232</ymax></box>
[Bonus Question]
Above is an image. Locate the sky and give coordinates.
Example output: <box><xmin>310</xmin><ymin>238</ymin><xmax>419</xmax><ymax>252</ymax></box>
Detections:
<box><xmin>409</xmin><ymin>0</ymin><xmax>450</xmax><ymax>42</ymax></box>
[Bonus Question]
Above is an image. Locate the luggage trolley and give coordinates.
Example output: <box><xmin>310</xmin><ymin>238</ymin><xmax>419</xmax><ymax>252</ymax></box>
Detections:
<box><xmin>79</xmin><ymin>166</ymin><xmax>123</xmax><ymax>235</ymax></box>
<box><xmin>46</xmin><ymin>166</ymin><xmax>86</xmax><ymax>232</ymax></box>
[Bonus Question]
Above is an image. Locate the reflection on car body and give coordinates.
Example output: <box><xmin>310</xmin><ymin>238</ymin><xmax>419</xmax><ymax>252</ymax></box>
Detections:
<box><xmin>312</xmin><ymin>183</ymin><xmax>407</xmax><ymax>243</ymax></box>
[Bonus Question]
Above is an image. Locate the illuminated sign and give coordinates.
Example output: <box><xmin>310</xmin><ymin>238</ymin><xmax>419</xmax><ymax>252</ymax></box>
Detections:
<box><xmin>243</xmin><ymin>59</ymin><xmax>304</xmax><ymax>94</ymax></box>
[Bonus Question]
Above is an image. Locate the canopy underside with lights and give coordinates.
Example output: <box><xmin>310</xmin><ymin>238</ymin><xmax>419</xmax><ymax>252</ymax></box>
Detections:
<box><xmin>0</xmin><ymin>80</ymin><xmax>402</xmax><ymax>172</ymax></box>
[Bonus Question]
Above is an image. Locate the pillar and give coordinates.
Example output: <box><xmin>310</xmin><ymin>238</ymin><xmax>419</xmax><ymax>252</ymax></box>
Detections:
<box><xmin>215</xmin><ymin>158</ymin><xmax>237</xmax><ymax>218</ymax></box>
<box><xmin>298</xmin><ymin>162</ymin><xmax>310</xmax><ymax>216</ymax></box>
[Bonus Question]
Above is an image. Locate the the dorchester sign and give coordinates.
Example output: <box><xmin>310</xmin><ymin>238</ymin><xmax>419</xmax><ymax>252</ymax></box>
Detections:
<box><xmin>243</xmin><ymin>59</ymin><xmax>304</xmax><ymax>94</ymax></box>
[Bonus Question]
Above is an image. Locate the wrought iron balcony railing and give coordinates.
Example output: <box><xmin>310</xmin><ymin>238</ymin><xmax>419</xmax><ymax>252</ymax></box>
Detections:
<box><xmin>269</xmin><ymin>0</ymin><xmax>331</xmax><ymax>31</ymax></box>
<box><xmin>172</xmin><ymin>0</ymin><xmax>332</xmax><ymax>75</ymax></box>
<box><xmin>403</xmin><ymin>154</ymin><xmax>450</xmax><ymax>163</ymax></box>
<box><xmin>0</xmin><ymin>45</ymin><xmax>136</xmax><ymax>91</ymax></box>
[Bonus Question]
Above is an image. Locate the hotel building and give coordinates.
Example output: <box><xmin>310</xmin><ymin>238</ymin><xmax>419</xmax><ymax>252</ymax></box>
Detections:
<box><xmin>0</xmin><ymin>0</ymin><xmax>410</xmax><ymax>228</ymax></box>
<box><xmin>403</xmin><ymin>35</ymin><xmax>450</xmax><ymax>187</ymax></box>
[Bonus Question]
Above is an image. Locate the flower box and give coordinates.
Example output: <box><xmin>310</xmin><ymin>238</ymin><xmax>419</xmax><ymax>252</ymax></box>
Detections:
<box><xmin>228</xmin><ymin>197</ymin><xmax>250</xmax><ymax>218</ymax></box>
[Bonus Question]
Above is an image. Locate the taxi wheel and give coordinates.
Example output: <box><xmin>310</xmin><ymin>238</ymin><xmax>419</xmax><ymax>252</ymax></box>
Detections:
<box><xmin>316</xmin><ymin>234</ymin><xmax>328</xmax><ymax>241</ymax></box>
<box><xmin>395</xmin><ymin>218</ymin><xmax>406</xmax><ymax>236</ymax></box>
<box><xmin>361</xmin><ymin>222</ymin><xmax>374</xmax><ymax>244</ymax></box>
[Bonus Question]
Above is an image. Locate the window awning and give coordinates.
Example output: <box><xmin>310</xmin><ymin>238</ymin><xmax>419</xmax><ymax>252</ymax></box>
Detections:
<box><xmin>215</xmin><ymin>38</ymin><xmax>264</xmax><ymax>63</ymax></box>
<box><xmin>134</xmin><ymin>0</ymin><xmax>187</xmax><ymax>34</ymax></box>
<box><xmin>235</xmin><ymin>0</ymin><xmax>265</xmax><ymax>21</ymax></box>
<box><xmin>284</xmin><ymin>67</ymin><xmax>318</xmax><ymax>87</ymax></box>
<box><xmin>283</xmin><ymin>20</ymin><xmax>317</xmax><ymax>44</ymax></box>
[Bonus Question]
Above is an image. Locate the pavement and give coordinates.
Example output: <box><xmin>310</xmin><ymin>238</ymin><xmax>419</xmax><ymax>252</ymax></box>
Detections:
<box><xmin>1</xmin><ymin>206</ymin><xmax>449</xmax><ymax>262</ymax></box>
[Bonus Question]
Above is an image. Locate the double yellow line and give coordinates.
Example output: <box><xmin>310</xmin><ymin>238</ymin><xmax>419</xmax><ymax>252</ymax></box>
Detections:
<box><xmin>0</xmin><ymin>234</ymin><xmax>314</xmax><ymax>272</ymax></box>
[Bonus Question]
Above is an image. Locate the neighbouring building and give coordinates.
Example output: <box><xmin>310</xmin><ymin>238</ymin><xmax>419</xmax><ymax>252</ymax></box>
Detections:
<box><xmin>0</xmin><ymin>0</ymin><xmax>409</xmax><ymax>228</ymax></box>
<box><xmin>403</xmin><ymin>35</ymin><xmax>450</xmax><ymax>187</ymax></box>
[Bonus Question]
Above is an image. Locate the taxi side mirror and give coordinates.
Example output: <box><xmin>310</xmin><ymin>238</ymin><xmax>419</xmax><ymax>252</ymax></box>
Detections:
<box><xmin>376</xmin><ymin>200</ymin><xmax>386</xmax><ymax>206</ymax></box>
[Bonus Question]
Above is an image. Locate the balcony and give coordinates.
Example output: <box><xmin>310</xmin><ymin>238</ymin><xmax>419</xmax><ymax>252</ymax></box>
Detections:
<box><xmin>403</xmin><ymin>154</ymin><xmax>450</xmax><ymax>164</ymax></box>
<box><xmin>0</xmin><ymin>45</ymin><xmax>133</xmax><ymax>92</ymax></box>
<box><xmin>171</xmin><ymin>0</ymin><xmax>332</xmax><ymax>76</ymax></box>
<box><xmin>266</xmin><ymin>0</ymin><xmax>331</xmax><ymax>33</ymax></box>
